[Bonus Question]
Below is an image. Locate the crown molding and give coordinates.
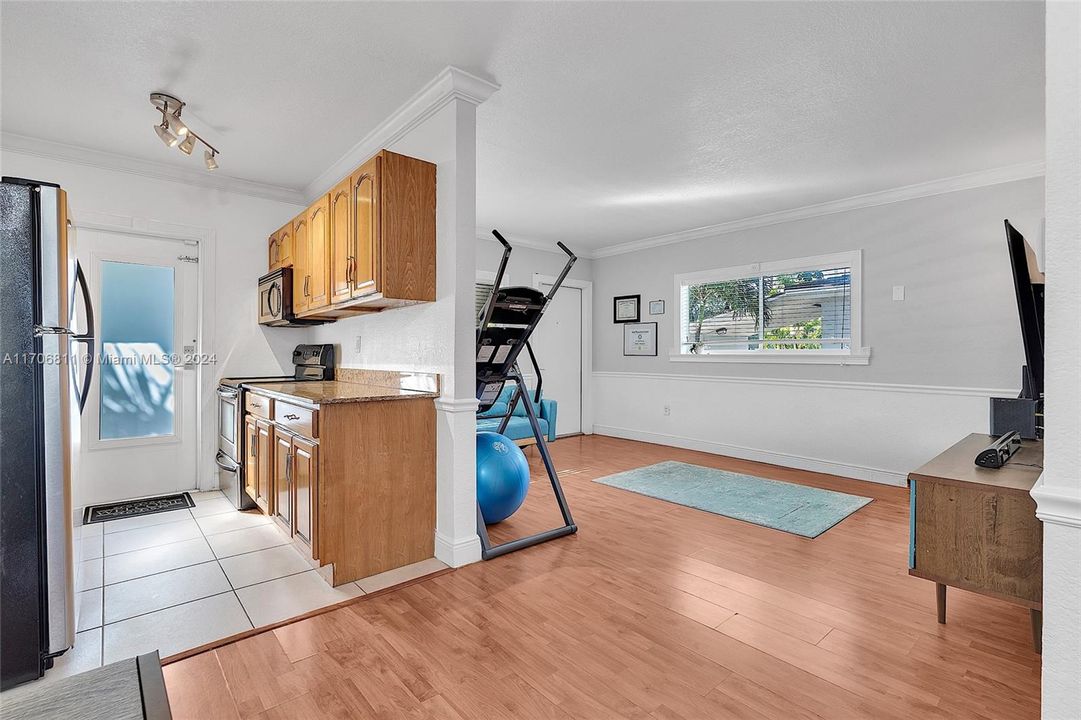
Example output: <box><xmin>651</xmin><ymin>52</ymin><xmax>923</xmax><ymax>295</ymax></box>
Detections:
<box><xmin>304</xmin><ymin>66</ymin><xmax>499</xmax><ymax>202</ymax></box>
<box><xmin>0</xmin><ymin>132</ymin><xmax>307</xmax><ymax>206</ymax></box>
<box><xmin>475</xmin><ymin>230</ymin><xmax>595</xmax><ymax>259</ymax></box>
<box><xmin>591</xmin><ymin>160</ymin><xmax>1047</xmax><ymax>258</ymax></box>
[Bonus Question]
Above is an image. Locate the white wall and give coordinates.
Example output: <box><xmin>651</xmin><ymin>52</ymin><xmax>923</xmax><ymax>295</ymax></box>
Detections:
<box><xmin>0</xmin><ymin>149</ymin><xmax>306</xmax><ymax>504</ymax></box>
<box><xmin>306</xmin><ymin>98</ymin><xmax>483</xmax><ymax>567</ymax></box>
<box><xmin>1034</xmin><ymin>2</ymin><xmax>1081</xmax><ymax>717</ymax></box>
<box><xmin>476</xmin><ymin>235</ymin><xmax>594</xmax><ymax>287</ymax></box>
<box><xmin>591</xmin><ymin>178</ymin><xmax>1044</xmax><ymax>484</ymax></box>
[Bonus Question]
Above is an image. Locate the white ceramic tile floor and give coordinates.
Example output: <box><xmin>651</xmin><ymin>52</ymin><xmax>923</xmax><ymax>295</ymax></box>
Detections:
<box><xmin>235</xmin><ymin>570</ymin><xmax>364</xmax><ymax>627</ymax></box>
<box><xmin>104</xmin><ymin>537</ymin><xmax>215</xmax><ymax>585</ymax></box>
<box><xmin>58</xmin><ymin>489</ymin><xmax>445</xmax><ymax>678</ymax></box>
<box><xmin>195</xmin><ymin>509</ymin><xmax>275</xmax><ymax>536</ymax></box>
<box><xmin>76</xmin><ymin>557</ymin><xmax>103</xmax><ymax>591</ymax></box>
<box><xmin>206</xmin><ymin>523</ymin><xmax>291</xmax><ymax>558</ymax></box>
<box><xmin>104</xmin><ymin>561</ymin><xmax>232</xmax><ymax>624</ymax></box>
<box><xmin>218</xmin><ymin>544</ymin><xmax>312</xmax><ymax>589</ymax></box>
<box><xmin>76</xmin><ymin>588</ymin><xmax>103</xmax><ymax>632</ymax></box>
<box><xmin>102</xmin><ymin>592</ymin><xmax>252</xmax><ymax>665</ymax></box>
<box><xmin>188</xmin><ymin>497</ymin><xmax>236</xmax><ymax>518</ymax></box>
<box><xmin>103</xmin><ymin>517</ymin><xmax>202</xmax><ymax>556</ymax></box>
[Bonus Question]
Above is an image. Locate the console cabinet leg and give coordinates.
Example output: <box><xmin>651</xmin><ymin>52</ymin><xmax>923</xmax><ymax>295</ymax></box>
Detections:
<box><xmin>1031</xmin><ymin>609</ymin><xmax>1042</xmax><ymax>654</ymax></box>
<box><xmin>936</xmin><ymin>583</ymin><xmax>947</xmax><ymax>624</ymax></box>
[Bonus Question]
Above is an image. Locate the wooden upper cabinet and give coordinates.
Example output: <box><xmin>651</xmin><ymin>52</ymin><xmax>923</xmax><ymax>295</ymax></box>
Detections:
<box><xmin>292</xmin><ymin>212</ymin><xmax>310</xmax><ymax>313</ymax></box>
<box><xmin>350</xmin><ymin>155</ymin><xmax>380</xmax><ymax>298</ymax></box>
<box><xmin>268</xmin><ymin>230</ymin><xmax>281</xmax><ymax>271</ymax></box>
<box><xmin>376</xmin><ymin>150</ymin><xmax>435</xmax><ymax>304</ymax></box>
<box><xmin>329</xmin><ymin>177</ymin><xmax>353</xmax><ymax>305</ymax></box>
<box><xmin>278</xmin><ymin>221</ymin><xmax>293</xmax><ymax>268</ymax></box>
<box><xmin>307</xmin><ymin>195</ymin><xmax>331</xmax><ymax>311</ymax></box>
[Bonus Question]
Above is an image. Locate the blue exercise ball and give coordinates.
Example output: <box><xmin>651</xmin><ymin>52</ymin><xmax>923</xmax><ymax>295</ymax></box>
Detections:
<box><xmin>476</xmin><ymin>431</ymin><xmax>530</xmax><ymax>524</ymax></box>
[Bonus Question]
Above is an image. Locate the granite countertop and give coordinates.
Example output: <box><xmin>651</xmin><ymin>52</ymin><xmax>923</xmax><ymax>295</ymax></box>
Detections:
<box><xmin>243</xmin><ymin>380</ymin><xmax>439</xmax><ymax>406</ymax></box>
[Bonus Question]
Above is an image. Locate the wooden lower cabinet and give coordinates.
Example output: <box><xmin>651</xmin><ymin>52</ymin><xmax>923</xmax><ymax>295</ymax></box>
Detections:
<box><xmin>254</xmin><ymin>419</ymin><xmax>273</xmax><ymax>514</ymax></box>
<box><xmin>292</xmin><ymin>435</ymin><xmax>318</xmax><ymax>557</ymax></box>
<box><xmin>249</xmin><ymin>389</ymin><xmax>435</xmax><ymax>587</ymax></box>
<box><xmin>243</xmin><ymin>415</ymin><xmax>258</xmax><ymax>501</ymax></box>
<box><xmin>271</xmin><ymin>429</ymin><xmax>319</xmax><ymax>560</ymax></box>
<box><xmin>273</xmin><ymin>431</ymin><xmax>293</xmax><ymax>533</ymax></box>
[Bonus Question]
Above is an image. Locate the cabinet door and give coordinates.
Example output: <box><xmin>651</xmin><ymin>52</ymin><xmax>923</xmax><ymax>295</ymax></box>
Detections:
<box><xmin>350</xmin><ymin>155</ymin><xmax>380</xmax><ymax>298</ymax></box>
<box><xmin>243</xmin><ymin>415</ymin><xmax>258</xmax><ymax>500</ymax></box>
<box><xmin>255</xmin><ymin>419</ymin><xmax>273</xmax><ymax>514</ymax></box>
<box><xmin>328</xmin><ymin>177</ymin><xmax>353</xmax><ymax>305</ymax></box>
<box><xmin>292</xmin><ymin>213</ymin><xmax>309</xmax><ymax>313</ymax></box>
<box><xmin>292</xmin><ymin>435</ymin><xmax>318</xmax><ymax>553</ymax></box>
<box><xmin>273</xmin><ymin>432</ymin><xmax>293</xmax><ymax>533</ymax></box>
<box><xmin>278</xmin><ymin>222</ymin><xmax>293</xmax><ymax>268</ymax></box>
<box><xmin>307</xmin><ymin>195</ymin><xmax>331</xmax><ymax>310</ymax></box>
<box><xmin>268</xmin><ymin>231</ymin><xmax>280</xmax><ymax>271</ymax></box>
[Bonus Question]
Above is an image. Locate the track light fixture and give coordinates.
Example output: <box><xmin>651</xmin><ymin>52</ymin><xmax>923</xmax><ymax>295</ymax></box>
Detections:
<box><xmin>149</xmin><ymin>92</ymin><xmax>220</xmax><ymax>170</ymax></box>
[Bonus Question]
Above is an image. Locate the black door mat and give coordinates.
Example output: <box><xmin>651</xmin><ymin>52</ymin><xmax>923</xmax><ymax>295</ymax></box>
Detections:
<box><xmin>83</xmin><ymin>492</ymin><xmax>195</xmax><ymax>525</ymax></box>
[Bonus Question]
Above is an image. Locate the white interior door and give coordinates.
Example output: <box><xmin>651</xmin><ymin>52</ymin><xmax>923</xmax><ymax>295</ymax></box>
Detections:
<box><xmin>530</xmin><ymin>280</ymin><xmax>583</xmax><ymax>436</ymax></box>
<box><xmin>77</xmin><ymin>229</ymin><xmax>199</xmax><ymax>506</ymax></box>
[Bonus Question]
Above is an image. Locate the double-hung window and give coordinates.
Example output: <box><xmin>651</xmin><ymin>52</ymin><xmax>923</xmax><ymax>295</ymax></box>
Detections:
<box><xmin>673</xmin><ymin>250</ymin><xmax>869</xmax><ymax>364</ymax></box>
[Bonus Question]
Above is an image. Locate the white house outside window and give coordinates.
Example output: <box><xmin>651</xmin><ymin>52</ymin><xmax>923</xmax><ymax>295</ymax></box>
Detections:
<box><xmin>673</xmin><ymin>250</ymin><xmax>870</xmax><ymax>364</ymax></box>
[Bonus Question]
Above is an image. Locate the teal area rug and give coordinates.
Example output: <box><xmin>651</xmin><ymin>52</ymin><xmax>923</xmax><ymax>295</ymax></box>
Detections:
<box><xmin>594</xmin><ymin>461</ymin><xmax>872</xmax><ymax>538</ymax></box>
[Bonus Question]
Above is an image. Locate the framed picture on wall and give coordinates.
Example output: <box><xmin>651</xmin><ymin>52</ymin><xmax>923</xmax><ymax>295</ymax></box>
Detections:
<box><xmin>613</xmin><ymin>294</ymin><xmax>640</xmax><ymax>323</ymax></box>
<box><xmin>623</xmin><ymin>322</ymin><xmax>658</xmax><ymax>356</ymax></box>
<box><xmin>649</xmin><ymin>300</ymin><xmax>665</xmax><ymax>315</ymax></box>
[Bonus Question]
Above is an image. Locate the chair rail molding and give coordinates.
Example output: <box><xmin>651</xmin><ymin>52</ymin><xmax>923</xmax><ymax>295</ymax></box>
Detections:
<box><xmin>1032</xmin><ymin>478</ymin><xmax>1081</xmax><ymax>529</ymax></box>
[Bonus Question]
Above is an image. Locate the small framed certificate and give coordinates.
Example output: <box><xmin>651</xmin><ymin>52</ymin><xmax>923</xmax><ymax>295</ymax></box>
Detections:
<box><xmin>613</xmin><ymin>294</ymin><xmax>640</xmax><ymax>323</ymax></box>
<box><xmin>623</xmin><ymin>322</ymin><xmax>658</xmax><ymax>356</ymax></box>
<box><xmin>649</xmin><ymin>299</ymin><xmax>665</xmax><ymax>315</ymax></box>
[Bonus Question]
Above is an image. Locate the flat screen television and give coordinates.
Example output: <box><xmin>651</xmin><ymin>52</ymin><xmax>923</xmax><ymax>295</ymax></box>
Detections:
<box><xmin>1004</xmin><ymin>219</ymin><xmax>1045</xmax><ymax>401</ymax></box>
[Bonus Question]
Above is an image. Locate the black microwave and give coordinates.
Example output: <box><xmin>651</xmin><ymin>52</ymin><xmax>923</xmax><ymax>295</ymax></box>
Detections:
<box><xmin>257</xmin><ymin>268</ymin><xmax>323</xmax><ymax>327</ymax></box>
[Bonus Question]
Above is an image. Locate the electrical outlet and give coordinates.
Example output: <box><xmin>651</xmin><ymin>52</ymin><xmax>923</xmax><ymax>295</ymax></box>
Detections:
<box><xmin>663</xmin><ymin>405</ymin><xmax>671</xmax><ymax>416</ymax></box>
<box><xmin>892</xmin><ymin>285</ymin><xmax>906</xmax><ymax>301</ymax></box>
<box><xmin>354</xmin><ymin>335</ymin><xmax>362</xmax><ymax>354</ymax></box>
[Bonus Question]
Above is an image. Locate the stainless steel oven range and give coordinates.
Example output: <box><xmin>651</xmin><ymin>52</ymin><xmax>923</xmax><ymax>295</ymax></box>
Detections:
<box><xmin>215</xmin><ymin>344</ymin><xmax>334</xmax><ymax>509</ymax></box>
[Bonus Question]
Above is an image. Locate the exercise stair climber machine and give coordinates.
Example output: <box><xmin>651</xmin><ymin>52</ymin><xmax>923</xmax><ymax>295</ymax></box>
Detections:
<box><xmin>475</xmin><ymin>230</ymin><xmax>578</xmax><ymax>559</ymax></box>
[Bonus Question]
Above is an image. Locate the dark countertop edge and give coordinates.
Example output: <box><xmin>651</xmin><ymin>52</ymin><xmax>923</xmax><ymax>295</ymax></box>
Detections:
<box><xmin>242</xmin><ymin>382</ymin><xmax>439</xmax><ymax>408</ymax></box>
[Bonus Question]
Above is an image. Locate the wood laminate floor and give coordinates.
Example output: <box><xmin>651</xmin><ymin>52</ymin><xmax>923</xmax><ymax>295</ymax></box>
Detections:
<box><xmin>162</xmin><ymin>435</ymin><xmax>1041</xmax><ymax>719</ymax></box>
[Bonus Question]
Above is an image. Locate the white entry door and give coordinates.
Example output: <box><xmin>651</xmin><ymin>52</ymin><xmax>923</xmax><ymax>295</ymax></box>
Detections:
<box><xmin>530</xmin><ymin>276</ymin><xmax>589</xmax><ymax>436</ymax></box>
<box><xmin>77</xmin><ymin>229</ymin><xmax>199</xmax><ymax>506</ymax></box>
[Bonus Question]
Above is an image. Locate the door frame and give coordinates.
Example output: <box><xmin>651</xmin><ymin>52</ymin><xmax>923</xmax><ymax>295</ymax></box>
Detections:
<box><xmin>71</xmin><ymin>211</ymin><xmax>217</xmax><ymax>491</ymax></box>
<box><xmin>531</xmin><ymin>273</ymin><xmax>593</xmax><ymax>435</ymax></box>
<box><xmin>83</xmin><ymin>243</ymin><xmax>194</xmax><ymax>452</ymax></box>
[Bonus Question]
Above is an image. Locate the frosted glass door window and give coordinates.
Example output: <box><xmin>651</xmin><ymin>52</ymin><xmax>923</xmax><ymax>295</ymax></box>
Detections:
<box><xmin>98</xmin><ymin>261</ymin><xmax>176</xmax><ymax>440</ymax></box>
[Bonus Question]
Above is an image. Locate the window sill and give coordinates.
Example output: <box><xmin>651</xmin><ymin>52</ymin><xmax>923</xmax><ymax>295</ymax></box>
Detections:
<box><xmin>668</xmin><ymin>348</ymin><xmax>871</xmax><ymax>365</ymax></box>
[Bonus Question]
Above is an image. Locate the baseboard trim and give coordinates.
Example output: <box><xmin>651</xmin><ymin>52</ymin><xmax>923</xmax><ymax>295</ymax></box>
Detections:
<box><xmin>593</xmin><ymin>424</ymin><xmax>908</xmax><ymax>487</ymax></box>
<box><xmin>434</xmin><ymin>531</ymin><xmax>482</xmax><ymax>567</ymax></box>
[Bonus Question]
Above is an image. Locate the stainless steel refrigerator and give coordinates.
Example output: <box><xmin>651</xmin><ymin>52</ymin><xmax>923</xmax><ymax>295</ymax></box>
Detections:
<box><xmin>1</xmin><ymin>176</ymin><xmax>94</xmax><ymax>689</ymax></box>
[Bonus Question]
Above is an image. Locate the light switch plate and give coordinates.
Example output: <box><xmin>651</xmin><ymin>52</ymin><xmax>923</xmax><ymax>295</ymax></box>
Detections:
<box><xmin>892</xmin><ymin>285</ymin><xmax>905</xmax><ymax>301</ymax></box>
<box><xmin>354</xmin><ymin>335</ymin><xmax>362</xmax><ymax>353</ymax></box>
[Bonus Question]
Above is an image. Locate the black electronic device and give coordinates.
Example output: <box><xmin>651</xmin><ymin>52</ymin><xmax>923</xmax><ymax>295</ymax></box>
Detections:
<box><xmin>974</xmin><ymin>431</ymin><xmax>1022</xmax><ymax>469</ymax></box>
<box><xmin>990</xmin><ymin>221</ymin><xmax>1045</xmax><ymax>439</ymax></box>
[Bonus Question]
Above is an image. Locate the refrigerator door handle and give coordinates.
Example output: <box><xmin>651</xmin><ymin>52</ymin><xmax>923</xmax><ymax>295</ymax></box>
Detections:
<box><xmin>69</xmin><ymin>261</ymin><xmax>94</xmax><ymax>414</ymax></box>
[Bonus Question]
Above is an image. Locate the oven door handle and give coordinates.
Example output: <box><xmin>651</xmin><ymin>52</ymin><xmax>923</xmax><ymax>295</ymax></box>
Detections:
<box><xmin>215</xmin><ymin>450</ymin><xmax>240</xmax><ymax>473</ymax></box>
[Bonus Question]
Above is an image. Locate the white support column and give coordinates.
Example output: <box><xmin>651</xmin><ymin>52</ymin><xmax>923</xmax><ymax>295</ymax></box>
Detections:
<box><xmin>1032</xmin><ymin>3</ymin><xmax>1081</xmax><ymax>717</ymax></box>
<box><xmin>385</xmin><ymin>71</ymin><xmax>498</xmax><ymax>568</ymax></box>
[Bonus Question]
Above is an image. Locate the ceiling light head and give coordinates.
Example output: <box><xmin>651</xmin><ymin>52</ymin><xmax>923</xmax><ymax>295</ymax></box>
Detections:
<box><xmin>177</xmin><ymin>134</ymin><xmax>196</xmax><ymax>155</ymax></box>
<box><xmin>204</xmin><ymin>149</ymin><xmax>218</xmax><ymax>171</ymax></box>
<box><xmin>168</xmin><ymin>114</ymin><xmax>189</xmax><ymax>137</ymax></box>
<box><xmin>154</xmin><ymin>120</ymin><xmax>179</xmax><ymax>147</ymax></box>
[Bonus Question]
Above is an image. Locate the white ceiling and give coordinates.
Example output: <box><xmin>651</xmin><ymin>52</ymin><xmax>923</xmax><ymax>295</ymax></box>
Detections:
<box><xmin>2</xmin><ymin>2</ymin><xmax>1044</xmax><ymax>252</ymax></box>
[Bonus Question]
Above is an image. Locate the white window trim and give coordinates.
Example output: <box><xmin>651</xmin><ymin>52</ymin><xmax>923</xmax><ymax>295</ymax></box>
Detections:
<box><xmin>670</xmin><ymin>249</ymin><xmax>870</xmax><ymax>365</ymax></box>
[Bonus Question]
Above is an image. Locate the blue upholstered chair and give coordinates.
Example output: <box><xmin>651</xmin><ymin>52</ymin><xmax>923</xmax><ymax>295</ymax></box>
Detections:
<box><xmin>476</xmin><ymin>385</ymin><xmax>558</xmax><ymax>446</ymax></box>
